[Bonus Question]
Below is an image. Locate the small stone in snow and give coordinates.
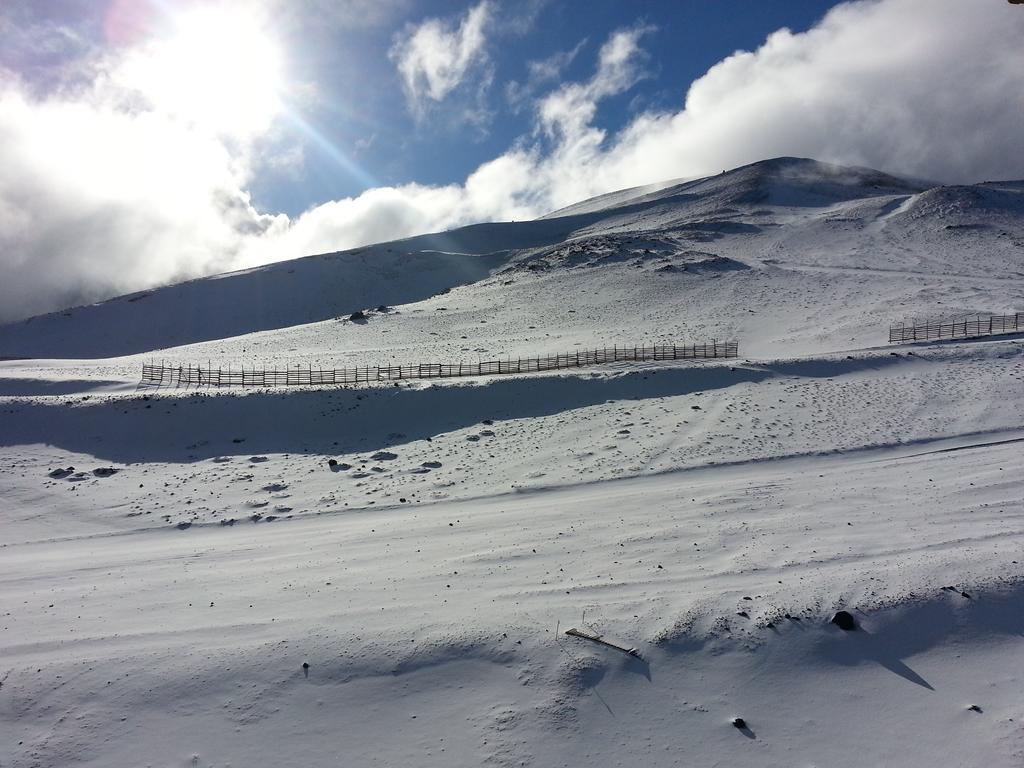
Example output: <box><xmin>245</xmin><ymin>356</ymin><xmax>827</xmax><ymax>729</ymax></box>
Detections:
<box><xmin>731</xmin><ymin>717</ymin><xmax>746</xmax><ymax>729</ymax></box>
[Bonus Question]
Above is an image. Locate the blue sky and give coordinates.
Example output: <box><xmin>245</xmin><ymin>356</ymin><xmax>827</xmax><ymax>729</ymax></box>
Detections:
<box><xmin>0</xmin><ymin>0</ymin><xmax>856</xmax><ymax>216</ymax></box>
<box><xmin>0</xmin><ymin>0</ymin><xmax>1022</xmax><ymax>321</ymax></box>
<box><xmin>250</xmin><ymin>1</ymin><xmax>844</xmax><ymax>216</ymax></box>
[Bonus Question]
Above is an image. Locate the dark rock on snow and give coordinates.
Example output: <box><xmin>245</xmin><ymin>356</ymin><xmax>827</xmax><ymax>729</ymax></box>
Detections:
<box><xmin>831</xmin><ymin>610</ymin><xmax>857</xmax><ymax>631</ymax></box>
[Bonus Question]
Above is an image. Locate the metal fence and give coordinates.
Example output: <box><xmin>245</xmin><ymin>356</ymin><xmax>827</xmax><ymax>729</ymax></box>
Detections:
<box><xmin>140</xmin><ymin>341</ymin><xmax>739</xmax><ymax>389</ymax></box>
<box><xmin>888</xmin><ymin>313</ymin><xmax>1022</xmax><ymax>343</ymax></box>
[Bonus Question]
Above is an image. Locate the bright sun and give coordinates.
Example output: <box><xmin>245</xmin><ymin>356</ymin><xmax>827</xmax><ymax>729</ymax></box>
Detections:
<box><xmin>121</xmin><ymin>6</ymin><xmax>285</xmax><ymax>136</ymax></box>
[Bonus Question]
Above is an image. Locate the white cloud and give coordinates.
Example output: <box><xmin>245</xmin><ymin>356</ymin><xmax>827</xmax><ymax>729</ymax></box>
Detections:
<box><xmin>528</xmin><ymin>40</ymin><xmax>586</xmax><ymax>83</ymax></box>
<box><xmin>243</xmin><ymin>184</ymin><xmax>465</xmax><ymax>264</ymax></box>
<box><xmin>390</xmin><ymin>1</ymin><xmax>492</xmax><ymax>115</ymax></box>
<box><xmin>0</xmin><ymin>78</ymin><xmax>285</xmax><ymax>322</ymax></box>
<box><xmin>496</xmin><ymin>0</ymin><xmax>550</xmax><ymax>37</ymax></box>
<box><xmin>2</xmin><ymin>0</ymin><xmax>1023</xmax><ymax>323</ymax></box>
<box><xmin>593</xmin><ymin>0</ymin><xmax>1024</xmax><ymax>187</ymax></box>
<box><xmin>536</xmin><ymin>25</ymin><xmax>653</xmax><ymax>142</ymax></box>
<box><xmin>505</xmin><ymin>38</ymin><xmax>587</xmax><ymax>111</ymax></box>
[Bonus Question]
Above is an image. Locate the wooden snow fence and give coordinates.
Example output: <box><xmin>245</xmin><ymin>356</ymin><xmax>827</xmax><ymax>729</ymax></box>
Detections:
<box><xmin>888</xmin><ymin>312</ymin><xmax>1022</xmax><ymax>343</ymax></box>
<box><xmin>139</xmin><ymin>341</ymin><xmax>739</xmax><ymax>389</ymax></box>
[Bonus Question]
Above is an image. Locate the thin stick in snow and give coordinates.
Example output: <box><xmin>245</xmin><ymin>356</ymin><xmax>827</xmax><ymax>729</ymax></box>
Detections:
<box><xmin>564</xmin><ymin>627</ymin><xmax>640</xmax><ymax>657</ymax></box>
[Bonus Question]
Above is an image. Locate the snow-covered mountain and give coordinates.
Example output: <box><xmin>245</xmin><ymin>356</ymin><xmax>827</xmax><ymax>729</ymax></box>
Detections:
<box><xmin>2</xmin><ymin>157</ymin><xmax>1023</xmax><ymax>768</ymax></box>
<box><xmin>2</xmin><ymin>156</ymin><xmax>1021</xmax><ymax>360</ymax></box>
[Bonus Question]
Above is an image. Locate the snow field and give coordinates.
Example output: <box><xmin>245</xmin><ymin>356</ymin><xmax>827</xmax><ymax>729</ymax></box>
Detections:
<box><xmin>2</xmin><ymin>436</ymin><xmax>1023</xmax><ymax>766</ymax></box>
<box><xmin>2</xmin><ymin>158</ymin><xmax>1023</xmax><ymax>766</ymax></box>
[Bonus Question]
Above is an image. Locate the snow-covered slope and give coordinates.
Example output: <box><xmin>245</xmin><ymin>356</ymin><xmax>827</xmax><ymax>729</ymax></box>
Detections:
<box><xmin>4</xmin><ymin>156</ymin><xmax>1019</xmax><ymax>364</ymax></box>
<box><xmin>540</xmin><ymin>175</ymin><xmax>688</xmax><ymax>218</ymax></box>
<box><xmin>3</xmin><ymin>156</ymin><xmax>1022</xmax><ymax>361</ymax></box>
<box><xmin>546</xmin><ymin>156</ymin><xmax>931</xmax><ymax>219</ymax></box>
<box><xmin>2</xmin><ymin>157</ymin><xmax>1024</xmax><ymax>768</ymax></box>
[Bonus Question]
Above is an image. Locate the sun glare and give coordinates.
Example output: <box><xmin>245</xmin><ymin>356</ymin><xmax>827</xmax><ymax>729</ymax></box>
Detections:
<box><xmin>122</xmin><ymin>6</ymin><xmax>285</xmax><ymax>136</ymax></box>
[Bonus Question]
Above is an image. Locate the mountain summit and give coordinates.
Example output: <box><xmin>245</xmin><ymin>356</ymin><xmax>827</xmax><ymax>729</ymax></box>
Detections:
<box><xmin>544</xmin><ymin>157</ymin><xmax>931</xmax><ymax>219</ymax></box>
